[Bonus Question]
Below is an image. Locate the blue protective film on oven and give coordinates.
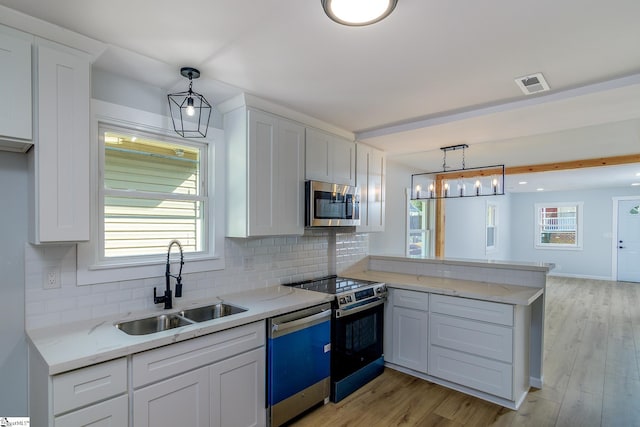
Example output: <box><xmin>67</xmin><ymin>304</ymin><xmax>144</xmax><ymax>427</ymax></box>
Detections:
<box><xmin>268</xmin><ymin>319</ymin><xmax>331</xmax><ymax>405</ymax></box>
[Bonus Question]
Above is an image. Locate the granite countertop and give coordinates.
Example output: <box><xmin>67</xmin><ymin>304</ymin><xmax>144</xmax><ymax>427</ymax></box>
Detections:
<box><xmin>342</xmin><ymin>269</ymin><xmax>544</xmax><ymax>306</ymax></box>
<box><xmin>27</xmin><ymin>285</ymin><xmax>334</xmax><ymax>376</ymax></box>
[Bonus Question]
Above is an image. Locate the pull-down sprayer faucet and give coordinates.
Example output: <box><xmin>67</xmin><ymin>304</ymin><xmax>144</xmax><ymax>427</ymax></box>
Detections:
<box><xmin>153</xmin><ymin>240</ymin><xmax>184</xmax><ymax>309</ymax></box>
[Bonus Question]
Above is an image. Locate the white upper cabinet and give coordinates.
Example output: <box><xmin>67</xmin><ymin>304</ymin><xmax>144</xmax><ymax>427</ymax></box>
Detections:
<box><xmin>225</xmin><ymin>106</ymin><xmax>305</xmax><ymax>237</ymax></box>
<box><xmin>356</xmin><ymin>143</ymin><xmax>385</xmax><ymax>232</ymax></box>
<box><xmin>0</xmin><ymin>24</ymin><xmax>32</xmax><ymax>151</ymax></box>
<box><xmin>305</xmin><ymin>127</ymin><xmax>355</xmax><ymax>186</ymax></box>
<box><xmin>29</xmin><ymin>39</ymin><xmax>90</xmax><ymax>243</ymax></box>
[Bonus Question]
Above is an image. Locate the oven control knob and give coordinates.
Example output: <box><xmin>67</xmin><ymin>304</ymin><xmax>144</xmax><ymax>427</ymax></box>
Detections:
<box><xmin>347</xmin><ymin>296</ymin><xmax>353</xmax><ymax>302</ymax></box>
<box><xmin>339</xmin><ymin>297</ymin><xmax>346</xmax><ymax>304</ymax></box>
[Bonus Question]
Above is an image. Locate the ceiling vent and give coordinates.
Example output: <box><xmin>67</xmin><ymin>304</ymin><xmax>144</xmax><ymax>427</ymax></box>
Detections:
<box><xmin>515</xmin><ymin>72</ymin><xmax>550</xmax><ymax>95</ymax></box>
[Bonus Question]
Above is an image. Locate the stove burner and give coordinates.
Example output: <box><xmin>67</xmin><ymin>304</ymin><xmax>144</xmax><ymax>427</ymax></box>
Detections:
<box><xmin>286</xmin><ymin>275</ymin><xmax>377</xmax><ymax>295</ymax></box>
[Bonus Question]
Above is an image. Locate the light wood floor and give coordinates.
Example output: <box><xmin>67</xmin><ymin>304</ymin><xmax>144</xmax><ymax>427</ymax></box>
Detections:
<box><xmin>291</xmin><ymin>277</ymin><xmax>640</xmax><ymax>426</ymax></box>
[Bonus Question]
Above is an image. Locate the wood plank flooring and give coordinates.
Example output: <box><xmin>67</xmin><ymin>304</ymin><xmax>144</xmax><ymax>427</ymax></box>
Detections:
<box><xmin>291</xmin><ymin>277</ymin><xmax>640</xmax><ymax>427</ymax></box>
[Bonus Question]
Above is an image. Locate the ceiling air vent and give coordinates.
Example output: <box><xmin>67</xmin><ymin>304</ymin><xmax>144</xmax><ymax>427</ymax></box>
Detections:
<box><xmin>515</xmin><ymin>72</ymin><xmax>550</xmax><ymax>95</ymax></box>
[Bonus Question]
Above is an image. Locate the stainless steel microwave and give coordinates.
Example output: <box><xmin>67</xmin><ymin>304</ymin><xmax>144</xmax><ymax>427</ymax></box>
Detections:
<box><xmin>305</xmin><ymin>180</ymin><xmax>360</xmax><ymax>227</ymax></box>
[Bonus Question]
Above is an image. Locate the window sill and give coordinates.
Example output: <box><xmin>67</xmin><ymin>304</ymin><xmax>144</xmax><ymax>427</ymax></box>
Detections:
<box><xmin>77</xmin><ymin>255</ymin><xmax>225</xmax><ymax>286</ymax></box>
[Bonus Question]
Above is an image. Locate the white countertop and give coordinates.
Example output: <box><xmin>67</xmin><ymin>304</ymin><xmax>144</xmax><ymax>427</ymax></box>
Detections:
<box><xmin>342</xmin><ymin>269</ymin><xmax>544</xmax><ymax>305</ymax></box>
<box><xmin>27</xmin><ymin>285</ymin><xmax>334</xmax><ymax>375</ymax></box>
<box><xmin>371</xmin><ymin>255</ymin><xmax>554</xmax><ymax>272</ymax></box>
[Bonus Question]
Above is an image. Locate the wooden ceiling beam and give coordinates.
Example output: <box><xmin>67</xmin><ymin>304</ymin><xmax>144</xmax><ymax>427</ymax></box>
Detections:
<box><xmin>505</xmin><ymin>154</ymin><xmax>640</xmax><ymax>175</ymax></box>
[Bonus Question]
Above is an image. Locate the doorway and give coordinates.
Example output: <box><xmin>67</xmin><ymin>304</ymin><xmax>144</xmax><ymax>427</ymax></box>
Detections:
<box><xmin>615</xmin><ymin>198</ymin><xmax>640</xmax><ymax>282</ymax></box>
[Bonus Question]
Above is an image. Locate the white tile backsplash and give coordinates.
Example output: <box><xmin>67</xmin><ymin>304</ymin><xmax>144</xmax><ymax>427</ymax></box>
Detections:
<box><xmin>25</xmin><ymin>231</ymin><xmax>369</xmax><ymax>329</ymax></box>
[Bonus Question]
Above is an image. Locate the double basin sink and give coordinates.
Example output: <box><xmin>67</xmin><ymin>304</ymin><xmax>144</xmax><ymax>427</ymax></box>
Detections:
<box><xmin>116</xmin><ymin>303</ymin><xmax>247</xmax><ymax>336</ymax></box>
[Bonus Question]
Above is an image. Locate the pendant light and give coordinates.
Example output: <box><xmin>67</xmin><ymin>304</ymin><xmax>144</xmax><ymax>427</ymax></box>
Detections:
<box><xmin>411</xmin><ymin>144</ymin><xmax>506</xmax><ymax>200</ymax></box>
<box><xmin>322</xmin><ymin>0</ymin><xmax>398</xmax><ymax>26</ymax></box>
<box><xmin>167</xmin><ymin>67</ymin><xmax>212</xmax><ymax>138</ymax></box>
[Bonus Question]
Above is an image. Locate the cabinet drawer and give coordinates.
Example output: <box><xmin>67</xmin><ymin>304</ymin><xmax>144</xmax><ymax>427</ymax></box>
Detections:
<box><xmin>54</xmin><ymin>394</ymin><xmax>128</xmax><ymax>427</ymax></box>
<box><xmin>430</xmin><ymin>313</ymin><xmax>513</xmax><ymax>363</ymax></box>
<box><xmin>428</xmin><ymin>346</ymin><xmax>512</xmax><ymax>400</ymax></box>
<box><xmin>53</xmin><ymin>358</ymin><xmax>127</xmax><ymax>415</ymax></box>
<box><xmin>132</xmin><ymin>321</ymin><xmax>265</xmax><ymax>388</ymax></box>
<box><xmin>430</xmin><ymin>294</ymin><xmax>513</xmax><ymax>326</ymax></box>
<box><xmin>393</xmin><ymin>289</ymin><xmax>429</xmax><ymax>310</ymax></box>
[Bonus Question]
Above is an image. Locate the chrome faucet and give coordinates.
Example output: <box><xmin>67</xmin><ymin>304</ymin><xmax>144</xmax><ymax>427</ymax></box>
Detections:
<box><xmin>153</xmin><ymin>240</ymin><xmax>184</xmax><ymax>309</ymax></box>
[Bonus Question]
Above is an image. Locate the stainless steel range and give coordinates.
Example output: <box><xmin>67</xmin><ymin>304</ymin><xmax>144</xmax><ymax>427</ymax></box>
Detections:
<box><xmin>286</xmin><ymin>275</ymin><xmax>387</xmax><ymax>402</ymax></box>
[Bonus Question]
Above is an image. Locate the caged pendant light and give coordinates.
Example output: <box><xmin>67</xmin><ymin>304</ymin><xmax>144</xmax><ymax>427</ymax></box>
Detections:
<box><xmin>168</xmin><ymin>67</ymin><xmax>212</xmax><ymax>138</ymax></box>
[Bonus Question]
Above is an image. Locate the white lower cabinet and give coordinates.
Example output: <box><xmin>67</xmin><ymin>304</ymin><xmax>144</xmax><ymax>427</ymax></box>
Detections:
<box><xmin>32</xmin><ymin>322</ymin><xmax>266</xmax><ymax>426</ymax></box>
<box><xmin>389</xmin><ymin>289</ymin><xmax>429</xmax><ymax>373</ymax></box>
<box><xmin>210</xmin><ymin>348</ymin><xmax>265</xmax><ymax>427</ymax></box>
<box><xmin>132</xmin><ymin>321</ymin><xmax>266</xmax><ymax>427</ymax></box>
<box><xmin>386</xmin><ymin>289</ymin><xmax>530</xmax><ymax>408</ymax></box>
<box><xmin>54</xmin><ymin>395</ymin><xmax>128</xmax><ymax>427</ymax></box>
<box><xmin>133</xmin><ymin>367</ymin><xmax>210</xmax><ymax>427</ymax></box>
<box><xmin>42</xmin><ymin>358</ymin><xmax>128</xmax><ymax>427</ymax></box>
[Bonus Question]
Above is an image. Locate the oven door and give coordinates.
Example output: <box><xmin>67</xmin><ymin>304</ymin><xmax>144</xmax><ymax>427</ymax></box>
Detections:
<box><xmin>331</xmin><ymin>299</ymin><xmax>384</xmax><ymax>401</ymax></box>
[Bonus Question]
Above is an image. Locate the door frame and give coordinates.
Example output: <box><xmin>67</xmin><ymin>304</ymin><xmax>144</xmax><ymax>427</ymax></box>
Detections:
<box><xmin>611</xmin><ymin>196</ymin><xmax>640</xmax><ymax>281</ymax></box>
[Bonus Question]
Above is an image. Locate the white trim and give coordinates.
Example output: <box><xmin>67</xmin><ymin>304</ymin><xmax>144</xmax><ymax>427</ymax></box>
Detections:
<box><xmin>611</xmin><ymin>196</ymin><xmax>640</xmax><ymax>281</ymax></box>
<box><xmin>548</xmin><ymin>272</ymin><xmax>612</xmax><ymax>281</ymax></box>
<box><xmin>77</xmin><ymin>100</ymin><xmax>225</xmax><ymax>285</ymax></box>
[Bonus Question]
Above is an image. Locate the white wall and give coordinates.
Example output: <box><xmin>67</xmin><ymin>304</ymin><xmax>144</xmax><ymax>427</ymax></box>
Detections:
<box><xmin>444</xmin><ymin>193</ymin><xmax>512</xmax><ymax>260</ymax></box>
<box><xmin>369</xmin><ymin>159</ymin><xmax>416</xmax><ymax>256</ymax></box>
<box><xmin>510</xmin><ymin>186</ymin><xmax>640</xmax><ymax>279</ymax></box>
<box><xmin>0</xmin><ymin>152</ymin><xmax>28</xmax><ymax>416</ymax></box>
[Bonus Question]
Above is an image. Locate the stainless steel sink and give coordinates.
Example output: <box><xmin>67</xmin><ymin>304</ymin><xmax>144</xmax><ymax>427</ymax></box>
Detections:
<box><xmin>115</xmin><ymin>303</ymin><xmax>247</xmax><ymax>335</ymax></box>
<box><xmin>179</xmin><ymin>303</ymin><xmax>247</xmax><ymax>323</ymax></box>
<box><xmin>116</xmin><ymin>314</ymin><xmax>194</xmax><ymax>336</ymax></box>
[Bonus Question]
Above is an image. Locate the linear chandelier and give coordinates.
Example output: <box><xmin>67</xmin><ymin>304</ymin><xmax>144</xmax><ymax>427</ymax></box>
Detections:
<box><xmin>411</xmin><ymin>144</ymin><xmax>505</xmax><ymax>200</ymax></box>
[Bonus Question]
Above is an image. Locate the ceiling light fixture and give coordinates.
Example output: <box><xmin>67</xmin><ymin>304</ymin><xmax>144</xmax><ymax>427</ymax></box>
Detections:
<box><xmin>411</xmin><ymin>144</ymin><xmax>505</xmax><ymax>200</ymax></box>
<box><xmin>322</xmin><ymin>0</ymin><xmax>398</xmax><ymax>26</ymax></box>
<box><xmin>167</xmin><ymin>67</ymin><xmax>212</xmax><ymax>138</ymax></box>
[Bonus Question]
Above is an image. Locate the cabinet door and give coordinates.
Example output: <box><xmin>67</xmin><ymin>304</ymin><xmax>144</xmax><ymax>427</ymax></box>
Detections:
<box><xmin>54</xmin><ymin>395</ymin><xmax>128</xmax><ymax>427</ymax></box>
<box><xmin>0</xmin><ymin>27</ymin><xmax>32</xmax><ymax>143</ymax></box>
<box><xmin>331</xmin><ymin>135</ymin><xmax>355</xmax><ymax>186</ymax></box>
<box><xmin>248</xmin><ymin>109</ymin><xmax>278</xmax><ymax>235</ymax></box>
<box><xmin>356</xmin><ymin>144</ymin><xmax>385</xmax><ymax>232</ymax></box>
<box><xmin>32</xmin><ymin>41</ymin><xmax>90</xmax><ymax>243</ymax></box>
<box><xmin>305</xmin><ymin>127</ymin><xmax>331</xmax><ymax>182</ymax></box>
<box><xmin>133</xmin><ymin>366</ymin><xmax>210</xmax><ymax>427</ymax></box>
<box><xmin>276</xmin><ymin>118</ymin><xmax>305</xmax><ymax>234</ymax></box>
<box><xmin>211</xmin><ymin>347</ymin><xmax>266</xmax><ymax>427</ymax></box>
<box><xmin>392</xmin><ymin>306</ymin><xmax>428</xmax><ymax>373</ymax></box>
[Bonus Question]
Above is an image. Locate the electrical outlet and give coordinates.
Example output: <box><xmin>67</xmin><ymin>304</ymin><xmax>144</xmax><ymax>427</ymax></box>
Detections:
<box><xmin>43</xmin><ymin>266</ymin><xmax>61</xmax><ymax>289</ymax></box>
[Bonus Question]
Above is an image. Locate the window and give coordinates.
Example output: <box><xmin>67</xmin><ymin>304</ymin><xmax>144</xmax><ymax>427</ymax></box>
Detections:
<box><xmin>486</xmin><ymin>204</ymin><xmax>497</xmax><ymax>252</ymax></box>
<box><xmin>77</xmin><ymin>100</ymin><xmax>225</xmax><ymax>285</ymax></box>
<box><xmin>101</xmin><ymin>126</ymin><xmax>207</xmax><ymax>259</ymax></box>
<box><xmin>535</xmin><ymin>202</ymin><xmax>583</xmax><ymax>249</ymax></box>
<box><xmin>406</xmin><ymin>195</ymin><xmax>434</xmax><ymax>257</ymax></box>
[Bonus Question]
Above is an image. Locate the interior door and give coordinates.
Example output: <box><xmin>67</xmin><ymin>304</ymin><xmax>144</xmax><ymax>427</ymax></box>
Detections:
<box><xmin>617</xmin><ymin>199</ymin><xmax>640</xmax><ymax>282</ymax></box>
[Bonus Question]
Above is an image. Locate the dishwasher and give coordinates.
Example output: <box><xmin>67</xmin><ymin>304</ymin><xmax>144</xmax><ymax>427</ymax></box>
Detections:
<box><xmin>267</xmin><ymin>302</ymin><xmax>332</xmax><ymax>427</ymax></box>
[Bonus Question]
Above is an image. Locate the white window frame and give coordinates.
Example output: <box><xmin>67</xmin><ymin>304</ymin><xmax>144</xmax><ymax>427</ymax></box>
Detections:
<box><xmin>405</xmin><ymin>188</ymin><xmax>434</xmax><ymax>257</ymax></box>
<box><xmin>485</xmin><ymin>202</ymin><xmax>497</xmax><ymax>253</ymax></box>
<box><xmin>77</xmin><ymin>100</ymin><xmax>225</xmax><ymax>285</ymax></box>
<box><xmin>534</xmin><ymin>201</ymin><xmax>583</xmax><ymax>250</ymax></box>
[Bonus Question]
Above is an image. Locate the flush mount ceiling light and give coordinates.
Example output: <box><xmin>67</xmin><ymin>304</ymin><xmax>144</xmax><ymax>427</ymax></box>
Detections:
<box><xmin>411</xmin><ymin>144</ymin><xmax>505</xmax><ymax>200</ymax></box>
<box><xmin>167</xmin><ymin>67</ymin><xmax>212</xmax><ymax>138</ymax></box>
<box><xmin>322</xmin><ymin>0</ymin><xmax>398</xmax><ymax>26</ymax></box>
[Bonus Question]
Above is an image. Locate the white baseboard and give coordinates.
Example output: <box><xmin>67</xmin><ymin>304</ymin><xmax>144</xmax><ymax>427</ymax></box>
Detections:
<box><xmin>548</xmin><ymin>272</ymin><xmax>612</xmax><ymax>281</ymax></box>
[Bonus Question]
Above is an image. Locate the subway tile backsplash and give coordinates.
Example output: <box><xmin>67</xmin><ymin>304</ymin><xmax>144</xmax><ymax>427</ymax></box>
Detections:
<box><xmin>25</xmin><ymin>231</ymin><xmax>369</xmax><ymax>330</ymax></box>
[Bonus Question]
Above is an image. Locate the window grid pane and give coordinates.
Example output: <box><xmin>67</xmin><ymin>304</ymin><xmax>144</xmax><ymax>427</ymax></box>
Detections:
<box><xmin>102</xmin><ymin>129</ymin><xmax>205</xmax><ymax>259</ymax></box>
<box><xmin>536</xmin><ymin>204</ymin><xmax>580</xmax><ymax>247</ymax></box>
